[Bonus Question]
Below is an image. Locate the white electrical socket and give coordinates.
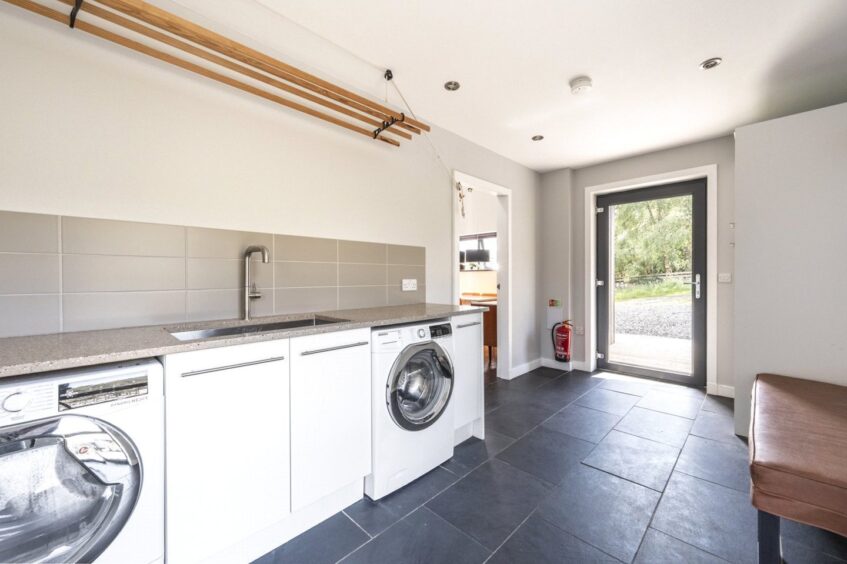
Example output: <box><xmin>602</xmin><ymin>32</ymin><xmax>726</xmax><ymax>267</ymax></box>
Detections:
<box><xmin>574</xmin><ymin>326</ymin><xmax>585</xmax><ymax>336</ymax></box>
<box><xmin>401</xmin><ymin>279</ymin><xmax>418</xmax><ymax>292</ymax></box>
<box><xmin>718</xmin><ymin>272</ymin><xmax>733</xmax><ymax>283</ymax></box>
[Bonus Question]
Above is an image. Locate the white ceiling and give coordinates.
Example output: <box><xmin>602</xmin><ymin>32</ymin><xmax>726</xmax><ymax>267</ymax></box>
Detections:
<box><xmin>172</xmin><ymin>0</ymin><xmax>847</xmax><ymax>172</ymax></box>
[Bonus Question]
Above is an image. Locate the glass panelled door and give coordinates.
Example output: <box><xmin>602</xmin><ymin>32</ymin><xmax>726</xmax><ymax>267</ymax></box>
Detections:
<box><xmin>596</xmin><ymin>179</ymin><xmax>707</xmax><ymax>386</ymax></box>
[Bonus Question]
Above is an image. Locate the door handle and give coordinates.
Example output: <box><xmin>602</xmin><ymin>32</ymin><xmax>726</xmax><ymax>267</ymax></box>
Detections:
<box><xmin>181</xmin><ymin>356</ymin><xmax>286</xmax><ymax>377</ymax></box>
<box><xmin>457</xmin><ymin>321</ymin><xmax>481</xmax><ymax>329</ymax></box>
<box><xmin>300</xmin><ymin>341</ymin><xmax>370</xmax><ymax>356</ymax></box>
<box><xmin>684</xmin><ymin>274</ymin><xmax>701</xmax><ymax>299</ymax></box>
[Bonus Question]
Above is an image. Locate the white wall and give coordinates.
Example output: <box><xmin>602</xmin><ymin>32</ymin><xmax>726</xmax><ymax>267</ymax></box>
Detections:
<box><xmin>540</xmin><ymin>136</ymin><xmax>735</xmax><ymax>389</ymax></box>
<box><xmin>0</xmin><ymin>6</ymin><xmax>541</xmax><ymax>368</ymax></box>
<box><xmin>538</xmin><ymin>169</ymin><xmax>574</xmax><ymax>363</ymax></box>
<box><xmin>733</xmin><ymin>102</ymin><xmax>847</xmax><ymax>435</ymax></box>
<box><xmin>457</xmin><ymin>189</ymin><xmax>500</xmax><ymax>236</ymax></box>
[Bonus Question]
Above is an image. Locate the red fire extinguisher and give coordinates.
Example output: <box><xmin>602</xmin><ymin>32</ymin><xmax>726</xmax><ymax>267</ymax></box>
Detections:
<box><xmin>552</xmin><ymin>321</ymin><xmax>573</xmax><ymax>362</ymax></box>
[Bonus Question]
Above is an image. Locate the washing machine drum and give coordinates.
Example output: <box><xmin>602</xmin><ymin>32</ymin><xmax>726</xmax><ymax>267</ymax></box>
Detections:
<box><xmin>0</xmin><ymin>415</ymin><xmax>141</xmax><ymax>564</ymax></box>
<box><xmin>387</xmin><ymin>342</ymin><xmax>453</xmax><ymax>431</ymax></box>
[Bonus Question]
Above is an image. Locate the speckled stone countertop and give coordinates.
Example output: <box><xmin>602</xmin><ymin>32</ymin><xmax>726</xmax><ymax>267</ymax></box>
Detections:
<box><xmin>0</xmin><ymin>303</ymin><xmax>486</xmax><ymax>379</ymax></box>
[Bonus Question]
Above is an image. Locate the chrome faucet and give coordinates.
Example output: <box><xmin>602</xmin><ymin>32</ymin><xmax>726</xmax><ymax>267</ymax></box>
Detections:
<box><xmin>243</xmin><ymin>245</ymin><xmax>269</xmax><ymax>320</ymax></box>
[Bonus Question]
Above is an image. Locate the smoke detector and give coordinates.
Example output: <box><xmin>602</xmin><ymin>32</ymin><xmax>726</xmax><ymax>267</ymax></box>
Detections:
<box><xmin>699</xmin><ymin>57</ymin><xmax>722</xmax><ymax>70</ymax></box>
<box><xmin>569</xmin><ymin>75</ymin><xmax>593</xmax><ymax>95</ymax></box>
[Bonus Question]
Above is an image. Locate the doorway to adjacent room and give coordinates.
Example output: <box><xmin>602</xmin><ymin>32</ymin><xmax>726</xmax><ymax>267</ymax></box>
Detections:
<box><xmin>452</xmin><ymin>171</ymin><xmax>512</xmax><ymax>382</ymax></box>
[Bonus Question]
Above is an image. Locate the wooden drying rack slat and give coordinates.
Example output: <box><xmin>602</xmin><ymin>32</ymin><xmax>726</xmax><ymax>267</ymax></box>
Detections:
<box><xmin>55</xmin><ymin>0</ymin><xmax>412</xmax><ymax>141</ymax></box>
<box><xmin>3</xmin><ymin>0</ymin><xmax>430</xmax><ymax>146</ymax></box>
<box><xmin>95</xmin><ymin>0</ymin><xmax>430</xmax><ymax>135</ymax></box>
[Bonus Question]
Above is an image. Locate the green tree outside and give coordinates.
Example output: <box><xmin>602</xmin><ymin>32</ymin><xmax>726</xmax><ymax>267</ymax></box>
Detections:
<box><xmin>613</xmin><ymin>195</ymin><xmax>692</xmax><ymax>300</ymax></box>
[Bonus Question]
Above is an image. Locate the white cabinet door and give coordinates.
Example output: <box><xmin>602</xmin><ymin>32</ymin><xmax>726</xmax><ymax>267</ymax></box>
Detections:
<box><xmin>290</xmin><ymin>328</ymin><xmax>371</xmax><ymax>511</ymax></box>
<box><xmin>452</xmin><ymin>314</ymin><xmax>484</xmax><ymax>429</ymax></box>
<box><xmin>164</xmin><ymin>340</ymin><xmax>290</xmax><ymax>564</ymax></box>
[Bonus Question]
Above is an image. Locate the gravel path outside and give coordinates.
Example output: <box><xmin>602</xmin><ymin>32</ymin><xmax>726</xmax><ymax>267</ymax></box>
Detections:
<box><xmin>614</xmin><ymin>294</ymin><xmax>691</xmax><ymax>339</ymax></box>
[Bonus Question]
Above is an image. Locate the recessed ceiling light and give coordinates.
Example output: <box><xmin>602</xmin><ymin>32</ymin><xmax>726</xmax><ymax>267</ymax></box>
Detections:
<box><xmin>699</xmin><ymin>57</ymin><xmax>722</xmax><ymax>70</ymax></box>
<box><xmin>532</xmin><ymin>135</ymin><xmax>544</xmax><ymax>141</ymax></box>
<box><xmin>444</xmin><ymin>81</ymin><xmax>460</xmax><ymax>91</ymax></box>
<box><xmin>569</xmin><ymin>75</ymin><xmax>592</xmax><ymax>95</ymax></box>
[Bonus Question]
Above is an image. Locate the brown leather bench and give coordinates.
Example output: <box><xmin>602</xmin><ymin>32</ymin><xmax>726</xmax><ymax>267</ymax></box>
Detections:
<box><xmin>750</xmin><ymin>373</ymin><xmax>847</xmax><ymax>562</ymax></box>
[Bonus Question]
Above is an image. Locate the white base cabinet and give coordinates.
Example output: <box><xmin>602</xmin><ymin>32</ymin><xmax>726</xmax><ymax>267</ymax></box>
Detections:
<box><xmin>290</xmin><ymin>328</ymin><xmax>371</xmax><ymax>510</ymax></box>
<box><xmin>451</xmin><ymin>313</ymin><xmax>484</xmax><ymax>433</ymax></box>
<box><xmin>163</xmin><ymin>340</ymin><xmax>291</xmax><ymax>564</ymax></box>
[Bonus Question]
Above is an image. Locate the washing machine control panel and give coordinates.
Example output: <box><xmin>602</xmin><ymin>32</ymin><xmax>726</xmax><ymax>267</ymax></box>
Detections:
<box><xmin>2</xmin><ymin>392</ymin><xmax>31</xmax><ymax>412</ymax></box>
<box><xmin>0</xmin><ymin>382</ymin><xmax>55</xmax><ymax>425</ymax></box>
<box><xmin>429</xmin><ymin>324</ymin><xmax>452</xmax><ymax>338</ymax></box>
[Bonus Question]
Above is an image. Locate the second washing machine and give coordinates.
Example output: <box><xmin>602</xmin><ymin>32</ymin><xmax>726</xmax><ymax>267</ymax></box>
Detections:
<box><xmin>365</xmin><ymin>320</ymin><xmax>455</xmax><ymax>500</ymax></box>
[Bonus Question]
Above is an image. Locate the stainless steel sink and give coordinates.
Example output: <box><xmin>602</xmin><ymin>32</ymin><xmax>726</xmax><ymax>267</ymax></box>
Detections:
<box><xmin>169</xmin><ymin>316</ymin><xmax>349</xmax><ymax>342</ymax></box>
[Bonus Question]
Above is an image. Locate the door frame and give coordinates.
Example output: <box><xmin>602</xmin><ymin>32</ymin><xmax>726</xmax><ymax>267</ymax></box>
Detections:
<box><xmin>582</xmin><ymin>165</ymin><xmax>719</xmax><ymax>394</ymax></box>
<box><xmin>452</xmin><ymin>170</ymin><xmax>512</xmax><ymax>381</ymax></box>
<box><xmin>595</xmin><ymin>179</ymin><xmax>707</xmax><ymax>386</ymax></box>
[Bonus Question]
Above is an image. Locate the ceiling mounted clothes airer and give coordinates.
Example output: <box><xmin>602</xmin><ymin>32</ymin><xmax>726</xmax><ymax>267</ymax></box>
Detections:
<box><xmin>2</xmin><ymin>0</ymin><xmax>430</xmax><ymax>147</ymax></box>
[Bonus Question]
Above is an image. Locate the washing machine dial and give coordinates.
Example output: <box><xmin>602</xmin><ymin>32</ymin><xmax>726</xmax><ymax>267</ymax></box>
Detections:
<box><xmin>417</xmin><ymin>328</ymin><xmax>426</xmax><ymax>339</ymax></box>
<box><xmin>2</xmin><ymin>392</ymin><xmax>31</xmax><ymax>413</ymax></box>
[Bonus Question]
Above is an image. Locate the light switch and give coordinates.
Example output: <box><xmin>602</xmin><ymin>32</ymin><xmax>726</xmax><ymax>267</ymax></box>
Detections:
<box><xmin>718</xmin><ymin>272</ymin><xmax>732</xmax><ymax>283</ymax></box>
<box><xmin>401</xmin><ymin>278</ymin><xmax>418</xmax><ymax>292</ymax></box>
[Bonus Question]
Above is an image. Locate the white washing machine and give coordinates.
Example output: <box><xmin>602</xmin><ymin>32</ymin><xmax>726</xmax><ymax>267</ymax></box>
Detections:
<box><xmin>0</xmin><ymin>359</ymin><xmax>164</xmax><ymax>564</ymax></box>
<box><xmin>365</xmin><ymin>320</ymin><xmax>455</xmax><ymax>500</ymax></box>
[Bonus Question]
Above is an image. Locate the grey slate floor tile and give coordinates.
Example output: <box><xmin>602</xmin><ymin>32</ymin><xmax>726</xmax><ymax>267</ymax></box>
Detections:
<box><xmin>496</xmin><ymin>425</ymin><xmax>595</xmax><ymax>485</ymax></box>
<box><xmin>651</xmin><ymin>472</ymin><xmax>758</xmax><ymax>563</ymax></box>
<box><xmin>690</xmin><ymin>409</ymin><xmax>739</xmax><ymax>443</ymax></box>
<box><xmin>441</xmin><ymin>432</ymin><xmax>514</xmax><ymax>477</ymax></box>
<box><xmin>485</xmin><ymin>399</ymin><xmax>557</xmax><ymax>438</ymax></box>
<box><xmin>637</xmin><ymin>389</ymin><xmax>703</xmax><ymax>419</ymax></box>
<box><xmin>536</xmin><ymin>464</ymin><xmax>661</xmax><ymax>563</ymax></box>
<box><xmin>498</xmin><ymin>367</ymin><xmax>563</xmax><ymax>392</ymax></box>
<box><xmin>575</xmin><ymin>388</ymin><xmax>640</xmax><ymax>415</ymax></box>
<box><xmin>615</xmin><ymin>406</ymin><xmax>693</xmax><ymax>448</ymax></box>
<box><xmin>701</xmin><ymin>394</ymin><xmax>734</xmax><ymax>415</ymax></box>
<box><xmin>426</xmin><ymin>459</ymin><xmax>550</xmax><ymax>550</ymax></box>
<box><xmin>542</xmin><ymin>403</ymin><xmax>622</xmax><ymax>443</ymax></box>
<box><xmin>597</xmin><ymin>375</ymin><xmax>656</xmax><ymax>396</ymax></box>
<box><xmin>256</xmin><ymin>512</ymin><xmax>368</xmax><ymax>564</ymax></box>
<box><xmin>782</xmin><ymin>537</ymin><xmax>847</xmax><ymax>564</ymax></box>
<box><xmin>344</xmin><ymin>467</ymin><xmax>457</xmax><ymax>536</ymax></box>
<box><xmin>529</xmin><ymin>377</ymin><xmax>596</xmax><ymax>411</ymax></box>
<box><xmin>582</xmin><ymin>430</ymin><xmax>680</xmax><ymax>491</ymax></box>
<box><xmin>675</xmin><ymin>434</ymin><xmax>750</xmax><ymax>492</ymax></box>
<box><xmin>783</xmin><ymin>519</ymin><xmax>847</xmax><ymax>561</ymax></box>
<box><xmin>340</xmin><ymin>507</ymin><xmax>489</xmax><ymax>564</ymax></box>
<box><xmin>488</xmin><ymin>513</ymin><xmax>620</xmax><ymax>563</ymax></box>
<box><xmin>649</xmin><ymin>380</ymin><xmax>706</xmax><ymax>398</ymax></box>
<box><xmin>484</xmin><ymin>383</ymin><xmax>533</xmax><ymax>414</ymax></box>
<box><xmin>634</xmin><ymin>528</ymin><xmax>729</xmax><ymax>563</ymax></box>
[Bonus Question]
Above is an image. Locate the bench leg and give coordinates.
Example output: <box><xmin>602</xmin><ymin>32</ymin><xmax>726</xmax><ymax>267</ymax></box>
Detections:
<box><xmin>758</xmin><ymin>510</ymin><xmax>782</xmax><ymax>563</ymax></box>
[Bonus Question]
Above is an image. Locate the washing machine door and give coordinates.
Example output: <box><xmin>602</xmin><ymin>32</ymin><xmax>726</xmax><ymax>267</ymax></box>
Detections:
<box><xmin>387</xmin><ymin>342</ymin><xmax>454</xmax><ymax>431</ymax></box>
<box><xmin>0</xmin><ymin>415</ymin><xmax>142</xmax><ymax>564</ymax></box>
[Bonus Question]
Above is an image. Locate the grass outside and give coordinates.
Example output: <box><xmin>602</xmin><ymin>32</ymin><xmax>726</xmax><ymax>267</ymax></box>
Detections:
<box><xmin>614</xmin><ymin>279</ymin><xmax>688</xmax><ymax>301</ymax></box>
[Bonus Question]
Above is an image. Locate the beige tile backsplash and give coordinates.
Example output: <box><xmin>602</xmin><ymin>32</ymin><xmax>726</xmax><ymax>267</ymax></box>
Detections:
<box><xmin>0</xmin><ymin>211</ymin><xmax>58</xmax><ymax>253</ymax></box>
<box><xmin>62</xmin><ymin>255</ymin><xmax>185</xmax><ymax>293</ymax></box>
<box><xmin>62</xmin><ymin>217</ymin><xmax>185</xmax><ymax>257</ymax></box>
<box><xmin>0</xmin><ymin>210</ymin><xmax>425</xmax><ymax>337</ymax></box>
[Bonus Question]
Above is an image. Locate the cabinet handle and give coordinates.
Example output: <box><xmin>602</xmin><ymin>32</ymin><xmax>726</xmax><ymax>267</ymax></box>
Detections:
<box><xmin>457</xmin><ymin>321</ymin><xmax>481</xmax><ymax>329</ymax></box>
<box><xmin>300</xmin><ymin>341</ymin><xmax>370</xmax><ymax>356</ymax></box>
<box><xmin>181</xmin><ymin>356</ymin><xmax>286</xmax><ymax>378</ymax></box>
